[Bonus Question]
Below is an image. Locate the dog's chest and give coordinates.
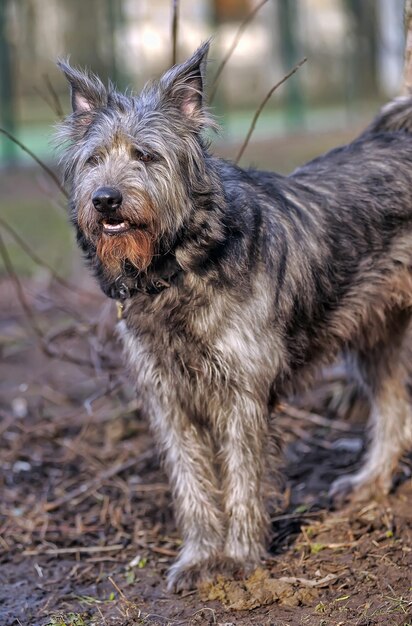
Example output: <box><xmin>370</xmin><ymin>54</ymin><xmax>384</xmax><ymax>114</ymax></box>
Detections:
<box><xmin>119</xmin><ymin>283</ymin><xmax>278</xmax><ymax>397</ymax></box>
<box><xmin>120</xmin><ymin>298</ymin><xmax>230</xmax><ymax>384</ymax></box>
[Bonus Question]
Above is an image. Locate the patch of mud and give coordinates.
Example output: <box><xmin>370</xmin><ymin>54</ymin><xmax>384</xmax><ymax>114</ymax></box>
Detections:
<box><xmin>200</xmin><ymin>568</ymin><xmax>320</xmax><ymax>610</ymax></box>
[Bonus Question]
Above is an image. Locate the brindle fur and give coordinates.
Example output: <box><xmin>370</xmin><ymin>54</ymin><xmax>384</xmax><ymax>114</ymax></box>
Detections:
<box><xmin>57</xmin><ymin>43</ymin><xmax>412</xmax><ymax>591</ymax></box>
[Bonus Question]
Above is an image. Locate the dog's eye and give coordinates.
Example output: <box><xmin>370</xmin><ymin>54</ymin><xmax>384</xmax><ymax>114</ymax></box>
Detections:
<box><xmin>132</xmin><ymin>147</ymin><xmax>154</xmax><ymax>163</ymax></box>
<box><xmin>86</xmin><ymin>154</ymin><xmax>99</xmax><ymax>166</ymax></box>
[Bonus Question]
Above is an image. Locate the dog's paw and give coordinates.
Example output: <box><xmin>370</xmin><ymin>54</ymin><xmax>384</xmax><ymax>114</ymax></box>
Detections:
<box><xmin>329</xmin><ymin>474</ymin><xmax>359</xmax><ymax>503</ymax></box>
<box><xmin>166</xmin><ymin>559</ymin><xmax>213</xmax><ymax>593</ymax></box>
<box><xmin>214</xmin><ymin>555</ymin><xmax>248</xmax><ymax>580</ymax></box>
<box><xmin>329</xmin><ymin>471</ymin><xmax>392</xmax><ymax>504</ymax></box>
<box><xmin>166</xmin><ymin>556</ymin><xmax>247</xmax><ymax>593</ymax></box>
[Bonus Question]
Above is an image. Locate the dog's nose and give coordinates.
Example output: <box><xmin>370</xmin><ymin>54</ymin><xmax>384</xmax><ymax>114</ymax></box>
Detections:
<box><xmin>92</xmin><ymin>187</ymin><xmax>123</xmax><ymax>212</ymax></box>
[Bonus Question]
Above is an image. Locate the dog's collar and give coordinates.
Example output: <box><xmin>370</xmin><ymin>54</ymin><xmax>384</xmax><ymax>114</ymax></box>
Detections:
<box><xmin>115</xmin><ymin>269</ymin><xmax>182</xmax><ymax>318</ymax></box>
<box><xmin>116</xmin><ymin>274</ymin><xmax>178</xmax><ymax>299</ymax></box>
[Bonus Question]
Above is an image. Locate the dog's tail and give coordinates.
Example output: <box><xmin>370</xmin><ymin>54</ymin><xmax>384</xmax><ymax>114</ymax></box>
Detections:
<box><xmin>362</xmin><ymin>95</ymin><xmax>412</xmax><ymax>136</ymax></box>
<box><xmin>363</xmin><ymin>4</ymin><xmax>412</xmax><ymax>137</ymax></box>
<box><xmin>361</xmin><ymin>7</ymin><xmax>412</xmax><ymax>137</ymax></box>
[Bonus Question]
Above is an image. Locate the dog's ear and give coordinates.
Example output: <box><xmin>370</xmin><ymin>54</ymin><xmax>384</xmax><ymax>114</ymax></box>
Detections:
<box><xmin>160</xmin><ymin>41</ymin><xmax>210</xmax><ymax>121</ymax></box>
<box><xmin>57</xmin><ymin>59</ymin><xmax>107</xmax><ymax>113</ymax></box>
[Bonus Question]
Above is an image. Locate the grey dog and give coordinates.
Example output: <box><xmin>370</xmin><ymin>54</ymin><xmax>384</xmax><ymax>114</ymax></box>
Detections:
<box><xmin>57</xmin><ymin>42</ymin><xmax>412</xmax><ymax>591</ymax></box>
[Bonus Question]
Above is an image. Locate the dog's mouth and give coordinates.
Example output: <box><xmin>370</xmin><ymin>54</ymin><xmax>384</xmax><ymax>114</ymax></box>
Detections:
<box><xmin>102</xmin><ymin>218</ymin><xmax>131</xmax><ymax>235</ymax></box>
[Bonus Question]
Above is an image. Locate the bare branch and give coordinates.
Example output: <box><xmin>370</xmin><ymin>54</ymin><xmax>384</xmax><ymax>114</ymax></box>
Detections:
<box><xmin>235</xmin><ymin>57</ymin><xmax>307</xmax><ymax>165</ymax></box>
<box><xmin>171</xmin><ymin>0</ymin><xmax>179</xmax><ymax>66</ymax></box>
<box><xmin>43</xmin><ymin>73</ymin><xmax>65</xmax><ymax>119</ymax></box>
<box><xmin>209</xmin><ymin>0</ymin><xmax>270</xmax><ymax>103</ymax></box>
<box><xmin>0</xmin><ymin>216</ymin><xmax>78</xmax><ymax>294</ymax></box>
<box><xmin>34</xmin><ymin>75</ymin><xmax>65</xmax><ymax>120</ymax></box>
<box><xmin>34</xmin><ymin>86</ymin><xmax>56</xmax><ymax>117</ymax></box>
<box><xmin>0</xmin><ymin>127</ymin><xmax>68</xmax><ymax>199</ymax></box>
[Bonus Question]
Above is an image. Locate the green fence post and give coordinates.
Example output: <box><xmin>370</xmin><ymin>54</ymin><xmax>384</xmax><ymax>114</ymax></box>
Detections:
<box><xmin>0</xmin><ymin>0</ymin><xmax>17</xmax><ymax>164</ymax></box>
<box><xmin>278</xmin><ymin>0</ymin><xmax>305</xmax><ymax>130</ymax></box>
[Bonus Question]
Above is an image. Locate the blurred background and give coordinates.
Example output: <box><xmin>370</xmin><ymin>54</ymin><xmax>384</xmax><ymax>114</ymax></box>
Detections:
<box><xmin>2</xmin><ymin>6</ymin><xmax>411</xmax><ymax>622</ymax></box>
<box><xmin>0</xmin><ymin>0</ymin><xmax>406</xmax><ymax>277</ymax></box>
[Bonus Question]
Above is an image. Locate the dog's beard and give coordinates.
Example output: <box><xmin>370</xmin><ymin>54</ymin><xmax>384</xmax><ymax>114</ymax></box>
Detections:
<box><xmin>96</xmin><ymin>229</ymin><xmax>155</xmax><ymax>274</ymax></box>
<box><xmin>77</xmin><ymin>191</ymin><xmax>159</xmax><ymax>276</ymax></box>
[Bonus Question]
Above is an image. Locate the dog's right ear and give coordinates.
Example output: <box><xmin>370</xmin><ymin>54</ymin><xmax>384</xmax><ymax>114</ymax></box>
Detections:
<box><xmin>57</xmin><ymin>60</ymin><xmax>107</xmax><ymax>113</ymax></box>
<box><xmin>159</xmin><ymin>41</ymin><xmax>211</xmax><ymax>123</ymax></box>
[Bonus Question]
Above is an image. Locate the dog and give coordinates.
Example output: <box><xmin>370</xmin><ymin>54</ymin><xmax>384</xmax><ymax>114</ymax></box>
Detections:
<box><xmin>56</xmin><ymin>42</ymin><xmax>412</xmax><ymax>591</ymax></box>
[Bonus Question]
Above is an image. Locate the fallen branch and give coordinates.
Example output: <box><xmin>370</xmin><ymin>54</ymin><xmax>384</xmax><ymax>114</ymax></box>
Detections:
<box><xmin>149</xmin><ymin>545</ymin><xmax>177</xmax><ymax>557</ymax></box>
<box><xmin>23</xmin><ymin>544</ymin><xmax>124</xmax><ymax>556</ymax></box>
<box><xmin>278</xmin><ymin>401</ymin><xmax>352</xmax><ymax>432</ymax></box>
<box><xmin>270</xmin><ymin>511</ymin><xmax>321</xmax><ymax>522</ymax></box>
<box><xmin>235</xmin><ymin>57</ymin><xmax>307</xmax><ymax>164</ymax></box>
<box><xmin>279</xmin><ymin>573</ymin><xmax>339</xmax><ymax>588</ymax></box>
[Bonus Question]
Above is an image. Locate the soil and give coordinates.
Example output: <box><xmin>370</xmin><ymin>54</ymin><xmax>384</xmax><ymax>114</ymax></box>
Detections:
<box><xmin>1</xmin><ymin>271</ymin><xmax>412</xmax><ymax>626</ymax></box>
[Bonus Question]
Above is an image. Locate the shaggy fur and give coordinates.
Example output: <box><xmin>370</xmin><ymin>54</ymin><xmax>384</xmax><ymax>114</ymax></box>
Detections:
<box><xmin>57</xmin><ymin>43</ymin><xmax>412</xmax><ymax>591</ymax></box>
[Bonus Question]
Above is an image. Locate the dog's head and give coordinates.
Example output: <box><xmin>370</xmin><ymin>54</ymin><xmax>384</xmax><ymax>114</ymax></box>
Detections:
<box><xmin>56</xmin><ymin>43</ymin><xmax>216</xmax><ymax>286</ymax></box>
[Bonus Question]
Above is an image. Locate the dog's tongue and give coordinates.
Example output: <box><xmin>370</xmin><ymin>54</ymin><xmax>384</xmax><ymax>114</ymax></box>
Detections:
<box><xmin>102</xmin><ymin>220</ymin><xmax>130</xmax><ymax>234</ymax></box>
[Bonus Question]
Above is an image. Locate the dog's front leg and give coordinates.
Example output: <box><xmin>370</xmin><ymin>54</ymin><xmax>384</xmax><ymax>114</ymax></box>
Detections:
<box><xmin>153</xmin><ymin>409</ymin><xmax>224</xmax><ymax>591</ymax></box>
<box><xmin>219</xmin><ymin>394</ymin><xmax>269</xmax><ymax>573</ymax></box>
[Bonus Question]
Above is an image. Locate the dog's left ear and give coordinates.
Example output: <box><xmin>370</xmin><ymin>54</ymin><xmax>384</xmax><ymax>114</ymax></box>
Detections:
<box><xmin>160</xmin><ymin>41</ymin><xmax>210</xmax><ymax>121</ymax></box>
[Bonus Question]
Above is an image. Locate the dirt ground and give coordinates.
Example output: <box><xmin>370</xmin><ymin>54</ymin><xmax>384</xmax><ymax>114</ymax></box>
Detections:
<box><xmin>1</xmin><ymin>273</ymin><xmax>412</xmax><ymax>626</ymax></box>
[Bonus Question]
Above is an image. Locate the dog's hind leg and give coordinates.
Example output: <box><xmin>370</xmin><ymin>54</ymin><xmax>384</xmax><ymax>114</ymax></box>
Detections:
<box><xmin>330</xmin><ymin>308</ymin><xmax>412</xmax><ymax>501</ymax></box>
